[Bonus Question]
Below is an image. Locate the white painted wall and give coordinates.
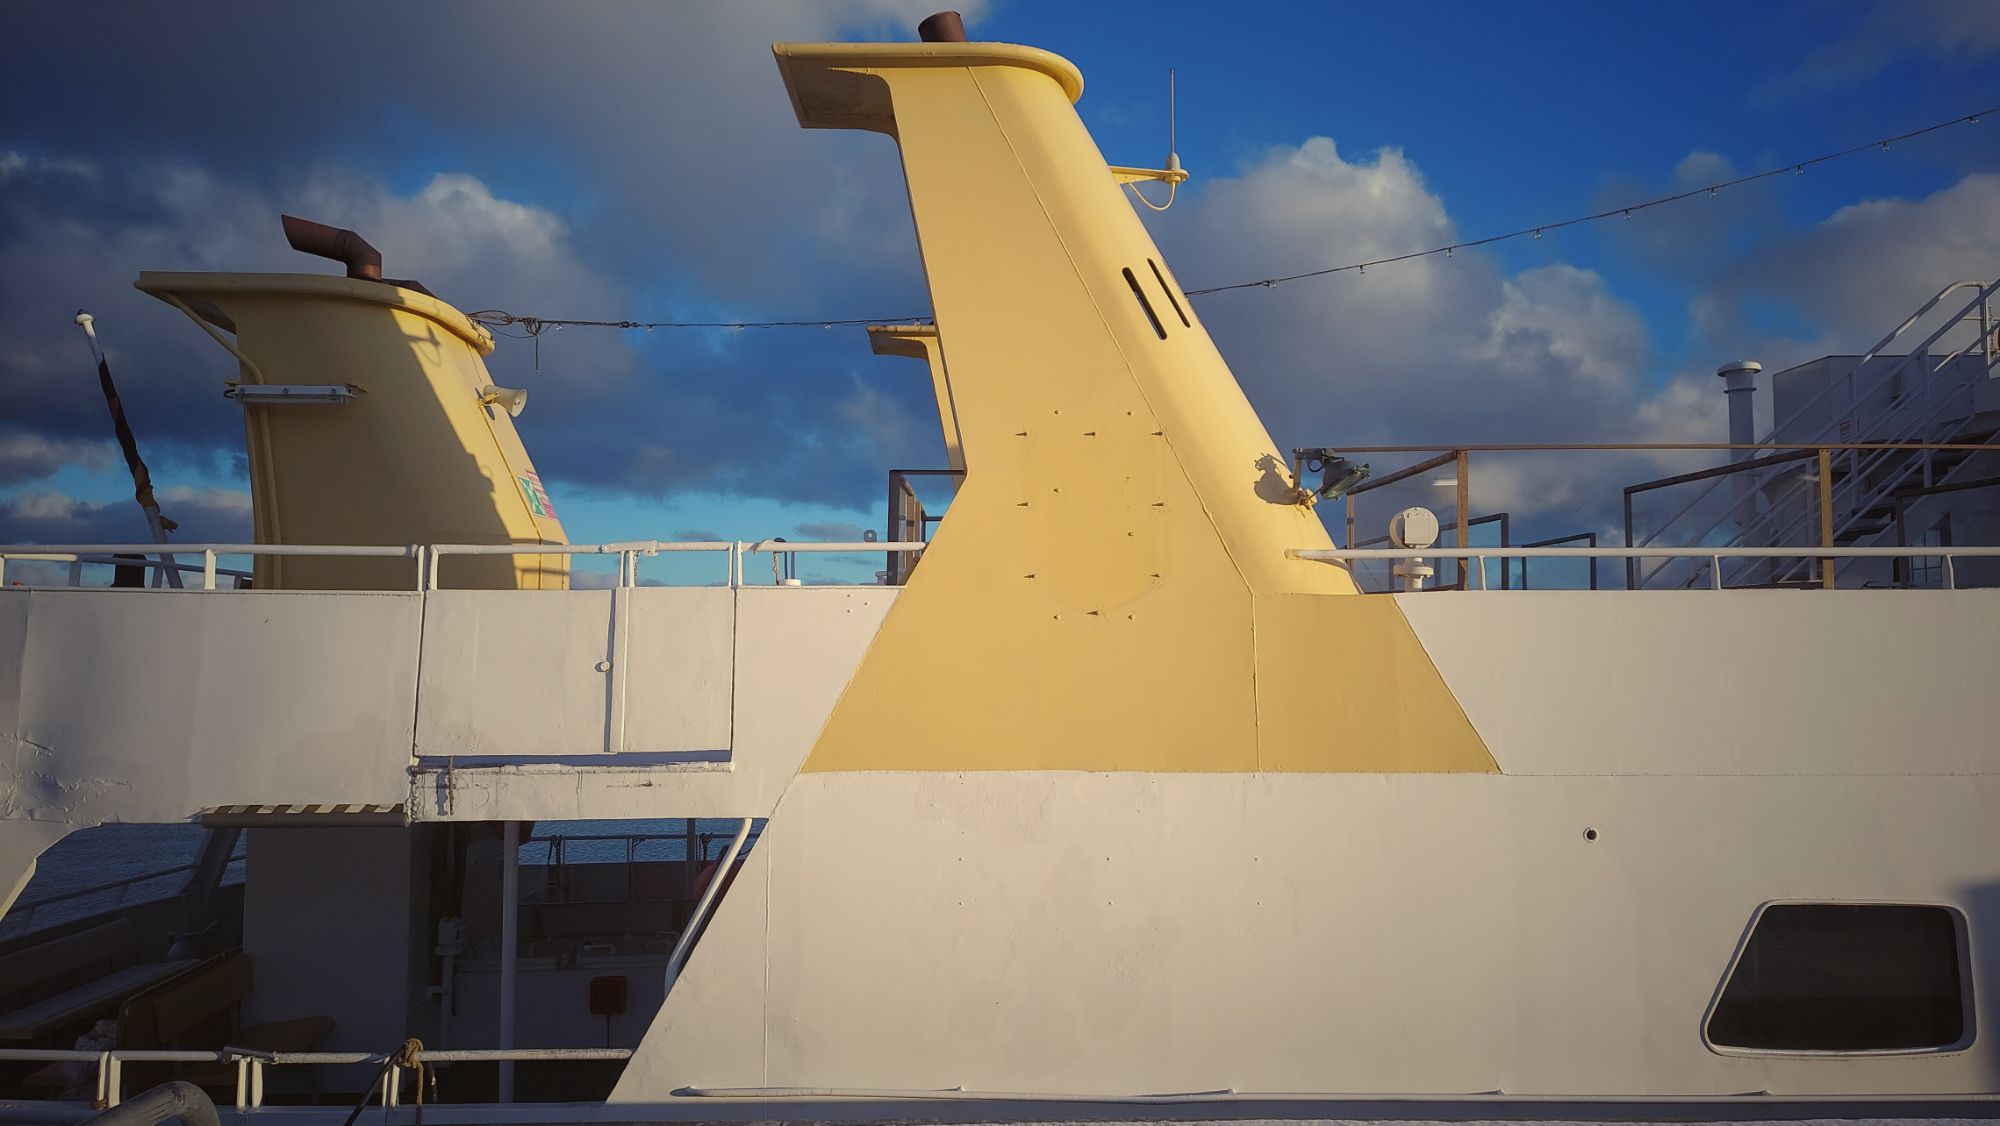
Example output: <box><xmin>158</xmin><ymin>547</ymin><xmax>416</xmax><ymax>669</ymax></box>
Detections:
<box><xmin>1</xmin><ymin>589</ymin><xmax>420</xmax><ymax>825</ymax></box>
<box><xmin>423</xmin><ymin>587</ymin><xmax>897</xmax><ymax>821</ymax></box>
<box><xmin>618</xmin><ymin>769</ymin><xmax>2000</xmax><ymax>1100</ymax></box>
<box><xmin>1397</xmin><ymin>590</ymin><xmax>2000</xmax><ymax>776</ymax></box>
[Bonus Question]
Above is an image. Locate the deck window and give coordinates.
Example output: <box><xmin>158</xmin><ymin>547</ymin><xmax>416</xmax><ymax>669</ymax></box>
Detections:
<box><xmin>1707</xmin><ymin>903</ymin><xmax>1968</xmax><ymax>1053</ymax></box>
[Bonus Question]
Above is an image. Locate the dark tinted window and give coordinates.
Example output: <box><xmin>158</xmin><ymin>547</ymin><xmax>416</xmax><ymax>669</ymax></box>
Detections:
<box><xmin>1708</xmin><ymin>903</ymin><xmax>1966</xmax><ymax>1052</ymax></box>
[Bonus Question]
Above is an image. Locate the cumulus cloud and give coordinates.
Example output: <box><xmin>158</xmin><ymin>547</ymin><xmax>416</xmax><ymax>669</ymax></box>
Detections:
<box><xmin>0</xmin><ymin>432</ymin><xmax>112</xmax><ymax>486</ymax></box>
<box><xmin>1152</xmin><ymin>137</ymin><xmax>1717</xmax><ymax>525</ymax></box>
<box><xmin>1758</xmin><ymin>0</ymin><xmax>2000</xmax><ymax>101</ymax></box>
<box><xmin>1708</xmin><ymin>173</ymin><xmax>2000</xmax><ymax>357</ymax></box>
<box><xmin>0</xmin><ymin>485</ymin><xmax>252</xmax><ymax>544</ymax></box>
<box><xmin>0</xmin><ymin>151</ymin><xmax>96</xmax><ymax>185</ymax></box>
<box><xmin>795</xmin><ymin>521</ymin><xmax>866</xmax><ymax>541</ymax></box>
<box><xmin>0</xmin><ymin>0</ymin><xmax>992</xmax><ymax>531</ymax></box>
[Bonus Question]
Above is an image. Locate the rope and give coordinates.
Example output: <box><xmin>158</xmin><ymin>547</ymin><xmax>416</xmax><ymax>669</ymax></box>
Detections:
<box><xmin>336</xmin><ymin>1039</ymin><xmax>428</xmax><ymax>1126</ymax></box>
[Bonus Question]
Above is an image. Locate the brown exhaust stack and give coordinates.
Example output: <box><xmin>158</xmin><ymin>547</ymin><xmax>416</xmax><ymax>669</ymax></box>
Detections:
<box><xmin>281</xmin><ymin>214</ymin><xmax>383</xmax><ymax>281</ymax></box>
<box><xmin>917</xmin><ymin>10</ymin><xmax>967</xmax><ymax>42</ymax></box>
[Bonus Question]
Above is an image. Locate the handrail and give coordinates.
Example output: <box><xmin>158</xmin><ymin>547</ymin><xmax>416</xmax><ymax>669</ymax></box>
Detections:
<box><xmin>1294</xmin><ymin>545</ymin><xmax>2000</xmax><ymax>592</ymax></box>
<box><xmin>1702</xmin><ymin>342</ymin><xmax>1988</xmax><ymax>556</ymax></box>
<box><xmin>3</xmin><ymin>540</ymin><xmax>929</xmax><ymax>592</ymax></box>
<box><xmin>1755</xmin><ymin>279</ymin><xmax>1992</xmax><ymax>454</ymax></box>
<box><xmin>664</xmin><ymin>818</ymin><xmax>753</xmax><ymax>997</ymax></box>
<box><xmin>1761</xmin><ymin>351</ymin><xmax>2000</xmax><ymax>585</ymax></box>
<box><xmin>1631</xmin><ymin>279</ymin><xmax>1998</xmax><ymax>562</ymax></box>
<box><xmin>0</xmin><ymin>1046</ymin><xmax>633</xmax><ymax>1112</ymax></box>
<box><xmin>6</xmin><ymin>864</ymin><xmax>197</xmax><ymax>914</ymax></box>
<box><xmin>1661</xmin><ymin>344</ymin><xmax>2000</xmax><ymax>590</ymax></box>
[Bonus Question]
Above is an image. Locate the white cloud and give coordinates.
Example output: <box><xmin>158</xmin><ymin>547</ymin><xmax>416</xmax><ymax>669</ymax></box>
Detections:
<box><xmin>0</xmin><ymin>151</ymin><xmax>95</xmax><ymax>184</ymax></box>
<box><xmin>1760</xmin><ymin>0</ymin><xmax>2000</xmax><ymax>101</ymax></box>
<box><xmin>1712</xmin><ymin>173</ymin><xmax>2000</xmax><ymax>359</ymax></box>
<box><xmin>0</xmin><ymin>485</ymin><xmax>253</xmax><ymax>544</ymax></box>
<box><xmin>0</xmin><ymin>433</ymin><xmax>112</xmax><ymax>485</ymax></box>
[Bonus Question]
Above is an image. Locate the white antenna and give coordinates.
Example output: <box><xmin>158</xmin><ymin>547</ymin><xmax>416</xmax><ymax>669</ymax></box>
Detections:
<box><xmin>1122</xmin><ymin>68</ymin><xmax>1185</xmax><ymax>212</ymax></box>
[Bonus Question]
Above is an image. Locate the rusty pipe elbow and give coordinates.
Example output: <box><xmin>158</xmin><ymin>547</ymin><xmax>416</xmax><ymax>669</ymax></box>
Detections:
<box><xmin>281</xmin><ymin>214</ymin><xmax>383</xmax><ymax>281</ymax></box>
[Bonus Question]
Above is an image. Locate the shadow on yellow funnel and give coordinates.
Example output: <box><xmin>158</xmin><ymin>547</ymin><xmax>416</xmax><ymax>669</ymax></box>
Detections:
<box><xmin>137</xmin><ymin>217</ymin><xmax>566</xmax><ymax>591</ymax></box>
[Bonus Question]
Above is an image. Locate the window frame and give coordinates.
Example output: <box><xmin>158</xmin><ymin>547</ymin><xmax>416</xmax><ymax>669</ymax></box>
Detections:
<box><xmin>1702</xmin><ymin>899</ymin><xmax>1976</xmax><ymax>1058</ymax></box>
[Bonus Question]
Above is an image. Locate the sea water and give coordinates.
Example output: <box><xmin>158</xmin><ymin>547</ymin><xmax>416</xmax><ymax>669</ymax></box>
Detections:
<box><xmin>1</xmin><ymin>817</ymin><xmax>752</xmax><ymax>942</ymax></box>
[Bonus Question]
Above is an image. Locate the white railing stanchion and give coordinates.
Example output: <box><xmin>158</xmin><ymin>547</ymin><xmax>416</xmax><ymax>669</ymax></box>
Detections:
<box><xmin>202</xmin><ymin>549</ymin><xmax>217</xmax><ymax>590</ymax></box>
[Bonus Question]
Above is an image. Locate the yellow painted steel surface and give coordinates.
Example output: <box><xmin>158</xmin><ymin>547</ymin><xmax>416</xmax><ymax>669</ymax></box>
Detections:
<box><xmin>869</xmin><ymin>325</ymin><xmax>963</xmax><ymax>472</ymax></box>
<box><xmin>135</xmin><ymin>273</ymin><xmax>566</xmax><ymax>590</ymax></box>
<box><xmin>778</xmin><ymin>44</ymin><xmax>1492</xmax><ymax>773</ymax></box>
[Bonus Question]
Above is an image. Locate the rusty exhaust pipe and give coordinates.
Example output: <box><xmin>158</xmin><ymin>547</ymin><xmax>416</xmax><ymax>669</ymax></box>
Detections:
<box><xmin>280</xmin><ymin>214</ymin><xmax>383</xmax><ymax>281</ymax></box>
<box><xmin>917</xmin><ymin>10</ymin><xmax>967</xmax><ymax>42</ymax></box>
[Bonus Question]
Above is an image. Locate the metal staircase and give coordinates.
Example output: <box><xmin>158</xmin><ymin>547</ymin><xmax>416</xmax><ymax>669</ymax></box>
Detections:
<box><xmin>1634</xmin><ymin>279</ymin><xmax>2000</xmax><ymax>589</ymax></box>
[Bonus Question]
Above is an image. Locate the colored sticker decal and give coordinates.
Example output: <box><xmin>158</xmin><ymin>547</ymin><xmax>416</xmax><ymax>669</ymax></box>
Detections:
<box><xmin>518</xmin><ymin>473</ymin><xmax>557</xmax><ymax>520</ymax></box>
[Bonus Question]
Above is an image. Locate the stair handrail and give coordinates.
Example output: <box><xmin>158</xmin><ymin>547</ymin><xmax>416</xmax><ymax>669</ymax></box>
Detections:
<box><xmin>1760</xmin><ymin>349</ymin><xmax>2000</xmax><ymax>585</ymax></box>
<box><xmin>1681</xmin><ymin>347</ymin><xmax>1989</xmax><ymax>589</ymax></box>
<box><xmin>1635</xmin><ymin>280</ymin><xmax>1994</xmax><ymax>558</ymax></box>
<box><xmin>1634</xmin><ymin>279</ymin><xmax>1998</xmax><ymax>584</ymax></box>
<box><xmin>1713</xmin><ymin>343</ymin><xmax>1986</xmax><ymax>565</ymax></box>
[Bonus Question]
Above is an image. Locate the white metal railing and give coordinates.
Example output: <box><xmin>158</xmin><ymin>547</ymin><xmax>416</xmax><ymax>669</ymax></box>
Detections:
<box><xmin>1294</xmin><ymin>545</ymin><xmax>2000</xmax><ymax>591</ymax></box>
<box><xmin>0</xmin><ymin>544</ymin><xmax>419</xmax><ymax>592</ymax></box>
<box><xmin>0</xmin><ymin>541</ymin><xmax>927</xmax><ymax>592</ymax></box>
<box><xmin>0</xmin><ymin>1047</ymin><xmax>630</xmax><ymax>1111</ymax></box>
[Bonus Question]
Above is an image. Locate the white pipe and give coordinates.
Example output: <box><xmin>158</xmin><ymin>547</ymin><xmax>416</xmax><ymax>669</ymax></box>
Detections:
<box><xmin>664</xmin><ymin>818</ymin><xmax>752</xmax><ymax>996</ymax></box>
<box><xmin>1292</xmin><ymin>545</ymin><xmax>2000</xmax><ymax>560</ymax></box>
<box><xmin>498</xmin><ymin>820</ymin><xmax>519</xmax><ymax>1104</ymax></box>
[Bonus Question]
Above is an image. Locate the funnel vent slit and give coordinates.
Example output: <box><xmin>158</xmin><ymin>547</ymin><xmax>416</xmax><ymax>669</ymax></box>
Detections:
<box><xmin>1122</xmin><ymin>267</ymin><xmax>1167</xmax><ymax>339</ymax></box>
<box><xmin>1148</xmin><ymin>258</ymin><xmax>1190</xmax><ymax>327</ymax></box>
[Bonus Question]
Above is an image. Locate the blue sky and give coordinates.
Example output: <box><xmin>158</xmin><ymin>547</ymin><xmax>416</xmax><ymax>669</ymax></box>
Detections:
<box><xmin>3</xmin><ymin>0</ymin><xmax>1998</xmax><ymax>572</ymax></box>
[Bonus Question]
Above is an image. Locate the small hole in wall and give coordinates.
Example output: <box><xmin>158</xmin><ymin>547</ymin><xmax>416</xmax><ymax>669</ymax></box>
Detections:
<box><xmin>1582</xmin><ymin>827</ymin><xmax>1599</xmax><ymax>842</ymax></box>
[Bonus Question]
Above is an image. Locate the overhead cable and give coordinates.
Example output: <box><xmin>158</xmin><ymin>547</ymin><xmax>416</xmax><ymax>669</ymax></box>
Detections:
<box><xmin>1185</xmin><ymin>104</ymin><xmax>1993</xmax><ymax>295</ymax></box>
<box><xmin>463</xmin><ymin>103</ymin><xmax>1992</xmax><ymax>332</ymax></box>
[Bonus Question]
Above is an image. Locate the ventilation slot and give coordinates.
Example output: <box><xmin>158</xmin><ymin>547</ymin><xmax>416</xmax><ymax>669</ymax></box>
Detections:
<box><xmin>1149</xmin><ymin>259</ymin><xmax>1191</xmax><ymax>327</ymax></box>
<box><xmin>1123</xmin><ymin>267</ymin><xmax>1167</xmax><ymax>340</ymax></box>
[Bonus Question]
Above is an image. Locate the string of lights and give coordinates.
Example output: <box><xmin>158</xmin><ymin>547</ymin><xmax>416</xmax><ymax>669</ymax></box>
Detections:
<box><xmin>463</xmin><ymin>103</ymin><xmax>1991</xmax><ymax>334</ymax></box>
<box><xmin>466</xmin><ymin>311</ymin><xmax>928</xmax><ymax>333</ymax></box>
<box><xmin>1183</xmin><ymin>104</ymin><xmax>1993</xmax><ymax>295</ymax></box>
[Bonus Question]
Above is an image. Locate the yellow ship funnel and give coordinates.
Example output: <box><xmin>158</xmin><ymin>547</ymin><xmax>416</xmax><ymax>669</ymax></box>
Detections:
<box><xmin>779</xmin><ymin>17</ymin><xmax>1494</xmax><ymax>772</ymax></box>
<box><xmin>137</xmin><ymin>218</ymin><xmax>567</xmax><ymax>591</ymax></box>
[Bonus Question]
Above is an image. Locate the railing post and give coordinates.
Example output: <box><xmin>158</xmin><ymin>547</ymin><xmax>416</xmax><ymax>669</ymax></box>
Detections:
<box><xmin>1710</xmin><ymin>555</ymin><xmax>1723</xmax><ymax>591</ymax></box>
<box><xmin>1817</xmin><ymin>446</ymin><xmax>1836</xmax><ymax>589</ymax></box>
<box><xmin>202</xmin><ymin>550</ymin><xmax>217</xmax><ymax>591</ymax></box>
<box><xmin>1946</xmin><ymin>554</ymin><xmax>1958</xmax><ymax>591</ymax></box>
<box><xmin>1455</xmin><ymin>449</ymin><xmax>1470</xmax><ymax>591</ymax></box>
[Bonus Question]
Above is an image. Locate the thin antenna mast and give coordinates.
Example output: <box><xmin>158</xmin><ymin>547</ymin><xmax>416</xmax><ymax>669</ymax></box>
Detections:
<box><xmin>74</xmin><ymin>310</ymin><xmax>183</xmax><ymax>587</ymax></box>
